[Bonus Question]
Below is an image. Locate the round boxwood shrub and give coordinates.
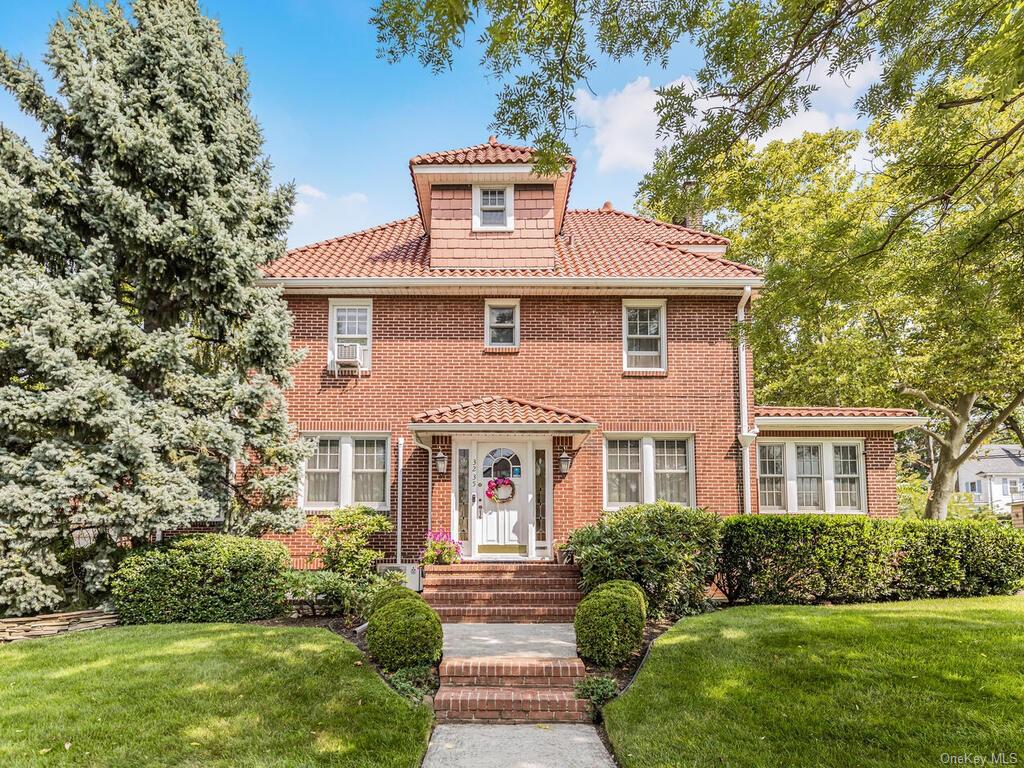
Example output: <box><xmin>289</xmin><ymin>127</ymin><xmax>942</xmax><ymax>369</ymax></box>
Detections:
<box><xmin>575</xmin><ymin>589</ymin><xmax>645</xmax><ymax>669</ymax></box>
<box><xmin>591</xmin><ymin>579</ymin><xmax>648</xmax><ymax>617</ymax></box>
<box><xmin>366</xmin><ymin>598</ymin><xmax>443</xmax><ymax>672</ymax></box>
<box><xmin>111</xmin><ymin>534</ymin><xmax>289</xmax><ymax>624</ymax></box>
<box><xmin>368</xmin><ymin>585</ymin><xmax>424</xmax><ymax>618</ymax></box>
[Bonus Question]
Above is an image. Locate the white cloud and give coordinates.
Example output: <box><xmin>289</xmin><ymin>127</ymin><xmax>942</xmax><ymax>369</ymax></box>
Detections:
<box><xmin>288</xmin><ymin>184</ymin><xmax>371</xmax><ymax>247</ymax></box>
<box><xmin>296</xmin><ymin>183</ymin><xmax>327</xmax><ymax>199</ymax></box>
<box><xmin>578</xmin><ymin>60</ymin><xmax>880</xmax><ymax>173</ymax></box>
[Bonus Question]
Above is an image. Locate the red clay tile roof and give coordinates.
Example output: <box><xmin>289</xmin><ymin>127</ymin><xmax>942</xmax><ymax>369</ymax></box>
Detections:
<box><xmin>410</xmin><ymin>396</ymin><xmax>596</xmax><ymax>426</ymax></box>
<box><xmin>410</xmin><ymin>135</ymin><xmax>564</xmax><ymax>166</ymax></box>
<box><xmin>264</xmin><ymin>209</ymin><xmax>752</xmax><ymax>280</ymax></box>
<box><xmin>754</xmin><ymin>406</ymin><xmax>919</xmax><ymax>418</ymax></box>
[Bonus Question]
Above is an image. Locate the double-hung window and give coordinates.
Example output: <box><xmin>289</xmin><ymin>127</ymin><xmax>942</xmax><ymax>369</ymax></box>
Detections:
<box><xmin>757</xmin><ymin>440</ymin><xmax>864</xmax><ymax>513</ymax></box>
<box><xmin>605</xmin><ymin>435</ymin><xmax>694</xmax><ymax>509</ymax></box>
<box><xmin>485</xmin><ymin>299</ymin><xmax>519</xmax><ymax>347</ymax></box>
<box><xmin>301</xmin><ymin>434</ymin><xmax>389</xmax><ymax>511</ymax></box>
<box><xmin>622</xmin><ymin>300</ymin><xmax>667</xmax><ymax>371</ymax></box>
<box><xmin>472</xmin><ymin>185</ymin><xmax>514</xmax><ymax>231</ymax></box>
<box><xmin>329</xmin><ymin>299</ymin><xmax>372</xmax><ymax>370</ymax></box>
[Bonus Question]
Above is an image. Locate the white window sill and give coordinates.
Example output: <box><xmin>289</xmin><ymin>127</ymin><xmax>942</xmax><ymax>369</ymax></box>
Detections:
<box><xmin>472</xmin><ymin>225</ymin><xmax>515</xmax><ymax>233</ymax></box>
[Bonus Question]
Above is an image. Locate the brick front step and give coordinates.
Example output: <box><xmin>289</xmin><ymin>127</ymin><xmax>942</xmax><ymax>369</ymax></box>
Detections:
<box><xmin>424</xmin><ymin>563</ymin><xmax>580</xmax><ymax>575</ymax></box>
<box><xmin>440</xmin><ymin>657</ymin><xmax>585</xmax><ymax>688</ymax></box>
<box><xmin>422</xmin><ymin>589</ymin><xmax>583</xmax><ymax>606</ymax></box>
<box><xmin>422</xmin><ymin>575</ymin><xmax>581</xmax><ymax>591</ymax></box>
<box><xmin>434</xmin><ymin>605</ymin><xmax>576</xmax><ymax>623</ymax></box>
<box><xmin>433</xmin><ymin>687</ymin><xmax>591</xmax><ymax>723</ymax></box>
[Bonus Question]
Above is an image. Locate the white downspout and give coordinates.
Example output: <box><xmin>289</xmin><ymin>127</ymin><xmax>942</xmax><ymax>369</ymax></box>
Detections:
<box><xmin>736</xmin><ymin>286</ymin><xmax>758</xmax><ymax>514</ymax></box>
<box><xmin>411</xmin><ymin>432</ymin><xmax>433</xmax><ymax>540</ymax></box>
<box><xmin>396</xmin><ymin>437</ymin><xmax>404</xmax><ymax>565</ymax></box>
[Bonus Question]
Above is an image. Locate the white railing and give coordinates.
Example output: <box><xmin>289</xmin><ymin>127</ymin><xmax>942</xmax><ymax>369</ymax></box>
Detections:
<box><xmin>329</xmin><ymin>342</ymin><xmax>364</xmax><ymax>374</ymax></box>
<box><xmin>1011</xmin><ymin>492</ymin><xmax>1024</xmax><ymax>505</ymax></box>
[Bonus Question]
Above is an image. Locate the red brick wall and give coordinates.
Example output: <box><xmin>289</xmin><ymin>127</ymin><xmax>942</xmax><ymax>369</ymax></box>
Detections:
<box><xmin>276</xmin><ymin>294</ymin><xmax>751</xmax><ymax>563</ymax></box>
<box><xmin>755</xmin><ymin>430</ymin><xmax>899</xmax><ymax>518</ymax></box>
<box><xmin>429</xmin><ymin>185</ymin><xmax>556</xmax><ymax>269</ymax></box>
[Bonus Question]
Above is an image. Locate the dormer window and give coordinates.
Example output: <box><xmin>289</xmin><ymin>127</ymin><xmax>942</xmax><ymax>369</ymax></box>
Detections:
<box><xmin>472</xmin><ymin>185</ymin><xmax>515</xmax><ymax>232</ymax></box>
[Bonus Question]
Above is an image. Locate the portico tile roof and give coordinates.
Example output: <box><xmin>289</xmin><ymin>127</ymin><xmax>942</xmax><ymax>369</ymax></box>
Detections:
<box><xmin>410</xmin><ymin>396</ymin><xmax>596</xmax><ymax>426</ymax></box>
<box><xmin>754</xmin><ymin>406</ymin><xmax>919</xmax><ymax>418</ymax></box>
<box><xmin>410</xmin><ymin>137</ymin><xmax>544</xmax><ymax>166</ymax></box>
<box><xmin>263</xmin><ymin>209</ymin><xmax>750</xmax><ymax>280</ymax></box>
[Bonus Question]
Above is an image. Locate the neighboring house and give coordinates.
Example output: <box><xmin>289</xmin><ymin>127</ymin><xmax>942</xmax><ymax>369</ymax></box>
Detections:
<box><xmin>955</xmin><ymin>443</ymin><xmax>1024</xmax><ymax>516</ymax></box>
<box><xmin>258</xmin><ymin>136</ymin><xmax>926</xmax><ymax>571</ymax></box>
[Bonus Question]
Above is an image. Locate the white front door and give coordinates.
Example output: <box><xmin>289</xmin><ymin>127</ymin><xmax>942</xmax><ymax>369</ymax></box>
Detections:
<box><xmin>474</xmin><ymin>443</ymin><xmax>530</xmax><ymax>557</ymax></box>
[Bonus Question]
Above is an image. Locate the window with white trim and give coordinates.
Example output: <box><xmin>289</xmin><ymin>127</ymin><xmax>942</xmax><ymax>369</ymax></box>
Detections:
<box><xmin>757</xmin><ymin>440</ymin><xmax>865</xmax><ymax>513</ymax></box>
<box><xmin>622</xmin><ymin>300</ymin><xmax>667</xmax><ymax>371</ymax></box>
<box><xmin>328</xmin><ymin>300</ymin><xmax>372</xmax><ymax>370</ymax></box>
<box><xmin>832</xmin><ymin>444</ymin><xmax>861</xmax><ymax>511</ymax></box>
<box><xmin>472</xmin><ymin>185</ymin><xmax>514</xmax><ymax>231</ymax></box>
<box><xmin>604</xmin><ymin>435</ymin><xmax>695</xmax><ymax>509</ymax></box>
<box><xmin>654</xmin><ymin>439</ymin><xmax>691</xmax><ymax>504</ymax></box>
<box><xmin>757</xmin><ymin>444</ymin><xmax>785</xmax><ymax>511</ymax></box>
<box><xmin>485</xmin><ymin>299</ymin><xmax>519</xmax><ymax>347</ymax></box>
<box><xmin>301</xmin><ymin>434</ymin><xmax>389</xmax><ymax>511</ymax></box>
<box><xmin>796</xmin><ymin>444</ymin><xmax>823</xmax><ymax>510</ymax></box>
<box><xmin>606</xmin><ymin>439</ymin><xmax>641</xmax><ymax>505</ymax></box>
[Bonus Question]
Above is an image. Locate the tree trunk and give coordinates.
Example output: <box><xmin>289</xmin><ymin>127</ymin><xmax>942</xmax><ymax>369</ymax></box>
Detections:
<box><xmin>923</xmin><ymin>394</ymin><xmax>974</xmax><ymax>521</ymax></box>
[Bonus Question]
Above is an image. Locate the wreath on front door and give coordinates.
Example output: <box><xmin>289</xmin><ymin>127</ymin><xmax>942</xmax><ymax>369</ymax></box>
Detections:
<box><xmin>485</xmin><ymin>477</ymin><xmax>515</xmax><ymax>503</ymax></box>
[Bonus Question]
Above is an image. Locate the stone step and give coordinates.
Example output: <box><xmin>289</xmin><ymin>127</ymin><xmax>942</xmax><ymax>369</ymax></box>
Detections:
<box><xmin>422</xmin><ymin>589</ymin><xmax>583</xmax><ymax>606</ymax></box>
<box><xmin>422</xmin><ymin>575</ymin><xmax>581</xmax><ymax>591</ymax></box>
<box><xmin>434</xmin><ymin>605</ymin><xmax>576</xmax><ymax>623</ymax></box>
<box><xmin>433</xmin><ymin>686</ymin><xmax>591</xmax><ymax>723</ymax></box>
<box><xmin>424</xmin><ymin>563</ymin><xmax>580</xmax><ymax>575</ymax></box>
<box><xmin>439</xmin><ymin>657</ymin><xmax>585</xmax><ymax>688</ymax></box>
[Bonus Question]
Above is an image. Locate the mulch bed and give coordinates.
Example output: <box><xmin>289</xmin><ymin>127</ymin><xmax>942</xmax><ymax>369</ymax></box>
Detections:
<box><xmin>583</xmin><ymin>616</ymin><xmax>676</xmax><ymax>691</ymax></box>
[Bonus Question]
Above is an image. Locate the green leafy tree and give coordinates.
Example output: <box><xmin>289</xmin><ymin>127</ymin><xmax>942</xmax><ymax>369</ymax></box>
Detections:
<box><xmin>676</xmin><ymin>127</ymin><xmax>1024</xmax><ymax>520</ymax></box>
<box><xmin>0</xmin><ymin>0</ymin><xmax>306</xmax><ymax>617</ymax></box>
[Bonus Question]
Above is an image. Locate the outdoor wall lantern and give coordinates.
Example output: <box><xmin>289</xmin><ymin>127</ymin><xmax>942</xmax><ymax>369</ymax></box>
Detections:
<box><xmin>435</xmin><ymin>450</ymin><xmax>448</xmax><ymax>475</ymax></box>
<box><xmin>558</xmin><ymin>450</ymin><xmax>572</xmax><ymax>474</ymax></box>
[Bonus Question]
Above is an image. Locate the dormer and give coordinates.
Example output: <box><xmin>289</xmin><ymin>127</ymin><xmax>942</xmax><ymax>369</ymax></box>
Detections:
<box><xmin>409</xmin><ymin>136</ymin><xmax>575</xmax><ymax>270</ymax></box>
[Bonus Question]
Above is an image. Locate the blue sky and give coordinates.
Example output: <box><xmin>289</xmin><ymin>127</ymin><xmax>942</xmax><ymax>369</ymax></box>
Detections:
<box><xmin>0</xmin><ymin>1</ymin><xmax>873</xmax><ymax>247</ymax></box>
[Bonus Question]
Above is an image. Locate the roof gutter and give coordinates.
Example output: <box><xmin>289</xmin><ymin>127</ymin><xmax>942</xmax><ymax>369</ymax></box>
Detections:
<box><xmin>754</xmin><ymin>416</ymin><xmax>929</xmax><ymax>432</ymax></box>
<box><xmin>260</xmin><ymin>276</ymin><xmax>763</xmax><ymax>290</ymax></box>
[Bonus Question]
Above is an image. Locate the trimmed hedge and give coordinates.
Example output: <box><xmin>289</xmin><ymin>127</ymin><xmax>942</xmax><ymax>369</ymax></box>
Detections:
<box><xmin>575</xmin><ymin>588</ymin><xmax>646</xmax><ymax>668</ymax></box>
<box><xmin>590</xmin><ymin>579</ymin><xmax>649</xmax><ymax>616</ymax></box>
<box><xmin>368</xmin><ymin>585</ymin><xmax>424</xmax><ymax>619</ymax></box>
<box><xmin>366</xmin><ymin>598</ymin><xmax>443</xmax><ymax>672</ymax></box>
<box><xmin>566</xmin><ymin>502</ymin><xmax>721</xmax><ymax>614</ymax></box>
<box><xmin>111</xmin><ymin>535</ymin><xmax>289</xmax><ymax>624</ymax></box>
<box><xmin>718</xmin><ymin>515</ymin><xmax>1024</xmax><ymax>604</ymax></box>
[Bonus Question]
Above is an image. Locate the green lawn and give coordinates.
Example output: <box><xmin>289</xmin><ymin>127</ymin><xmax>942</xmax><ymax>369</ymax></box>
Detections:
<box><xmin>605</xmin><ymin>596</ymin><xmax>1024</xmax><ymax>768</ymax></box>
<box><xmin>0</xmin><ymin>623</ymin><xmax>432</xmax><ymax>768</ymax></box>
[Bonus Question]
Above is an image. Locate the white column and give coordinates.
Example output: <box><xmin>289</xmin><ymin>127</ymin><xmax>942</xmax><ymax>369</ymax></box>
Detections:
<box><xmin>340</xmin><ymin>437</ymin><xmax>354</xmax><ymax>506</ymax></box>
<box><xmin>822</xmin><ymin>441</ymin><xmax>836</xmax><ymax>513</ymax></box>
<box><xmin>785</xmin><ymin>442</ymin><xmax>799</xmax><ymax>513</ymax></box>
<box><xmin>526</xmin><ymin>439</ymin><xmax>537</xmax><ymax>559</ymax></box>
<box><xmin>641</xmin><ymin>437</ymin><xmax>656</xmax><ymax>504</ymax></box>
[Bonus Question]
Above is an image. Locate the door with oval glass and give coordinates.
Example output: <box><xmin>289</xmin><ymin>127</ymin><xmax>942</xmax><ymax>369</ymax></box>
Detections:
<box><xmin>475</xmin><ymin>443</ymin><xmax>529</xmax><ymax>557</ymax></box>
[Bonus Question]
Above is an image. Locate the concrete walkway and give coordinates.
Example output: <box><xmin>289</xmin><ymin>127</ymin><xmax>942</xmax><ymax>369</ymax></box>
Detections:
<box><xmin>423</xmin><ymin>724</ymin><xmax>617</xmax><ymax>768</ymax></box>
<box><xmin>442</xmin><ymin>622</ymin><xmax>577</xmax><ymax>659</ymax></box>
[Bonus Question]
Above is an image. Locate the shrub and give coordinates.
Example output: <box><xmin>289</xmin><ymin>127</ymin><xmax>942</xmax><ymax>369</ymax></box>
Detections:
<box><xmin>718</xmin><ymin>516</ymin><xmax>1024</xmax><ymax>604</ymax></box>
<box><xmin>387</xmin><ymin>664</ymin><xmax>439</xmax><ymax>701</ymax></box>
<box><xmin>421</xmin><ymin>530</ymin><xmax>462</xmax><ymax>565</ymax></box>
<box><xmin>566</xmin><ymin>502</ymin><xmax>721</xmax><ymax>614</ymax></box>
<box><xmin>590</xmin><ymin>579</ymin><xmax>648</xmax><ymax>616</ymax></box>
<box><xmin>368</xmin><ymin>585</ymin><xmax>424</xmax><ymax>619</ymax></box>
<box><xmin>575</xmin><ymin>589</ymin><xmax>645</xmax><ymax>668</ymax></box>
<box><xmin>575</xmin><ymin>675</ymin><xmax>619</xmax><ymax>721</ymax></box>
<box><xmin>309</xmin><ymin>506</ymin><xmax>393</xmax><ymax>579</ymax></box>
<box><xmin>367</xmin><ymin>598</ymin><xmax>443</xmax><ymax>672</ymax></box>
<box><xmin>283</xmin><ymin>569</ymin><xmax>403</xmax><ymax>622</ymax></box>
<box><xmin>111</xmin><ymin>535</ymin><xmax>289</xmax><ymax>624</ymax></box>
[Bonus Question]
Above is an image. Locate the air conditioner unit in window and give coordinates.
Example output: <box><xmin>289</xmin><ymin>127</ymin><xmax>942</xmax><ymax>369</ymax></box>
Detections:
<box><xmin>329</xmin><ymin>342</ymin><xmax>364</xmax><ymax>375</ymax></box>
<box><xmin>377</xmin><ymin>563</ymin><xmax>422</xmax><ymax>591</ymax></box>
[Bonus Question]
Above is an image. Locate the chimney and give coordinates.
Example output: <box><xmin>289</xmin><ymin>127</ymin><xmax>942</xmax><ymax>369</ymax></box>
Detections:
<box><xmin>675</xmin><ymin>180</ymin><xmax>703</xmax><ymax>229</ymax></box>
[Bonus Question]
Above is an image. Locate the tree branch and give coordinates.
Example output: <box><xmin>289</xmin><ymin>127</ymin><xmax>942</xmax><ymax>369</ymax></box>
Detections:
<box><xmin>899</xmin><ymin>386</ymin><xmax>958</xmax><ymax>422</ymax></box>
<box><xmin>958</xmin><ymin>389</ymin><xmax>1024</xmax><ymax>467</ymax></box>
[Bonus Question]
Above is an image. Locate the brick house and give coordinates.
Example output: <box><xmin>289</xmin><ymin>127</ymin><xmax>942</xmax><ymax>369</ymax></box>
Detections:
<box><xmin>259</xmin><ymin>136</ymin><xmax>925</xmax><ymax>575</ymax></box>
